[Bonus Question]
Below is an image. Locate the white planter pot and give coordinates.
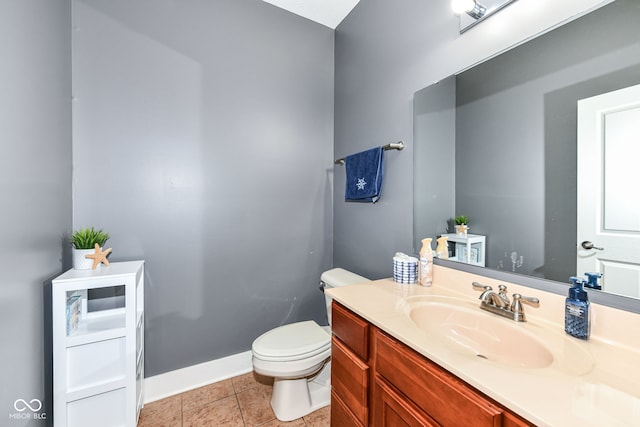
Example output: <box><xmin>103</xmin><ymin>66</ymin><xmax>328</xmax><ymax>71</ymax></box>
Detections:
<box><xmin>73</xmin><ymin>248</ymin><xmax>101</xmax><ymax>270</ymax></box>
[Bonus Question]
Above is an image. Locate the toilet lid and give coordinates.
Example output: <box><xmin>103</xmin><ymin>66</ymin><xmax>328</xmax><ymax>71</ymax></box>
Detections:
<box><xmin>252</xmin><ymin>321</ymin><xmax>331</xmax><ymax>361</ymax></box>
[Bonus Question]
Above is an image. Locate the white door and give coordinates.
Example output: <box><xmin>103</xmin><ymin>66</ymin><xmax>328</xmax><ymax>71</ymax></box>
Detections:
<box><xmin>577</xmin><ymin>83</ymin><xmax>640</xmax><ymax>299</ymax></box>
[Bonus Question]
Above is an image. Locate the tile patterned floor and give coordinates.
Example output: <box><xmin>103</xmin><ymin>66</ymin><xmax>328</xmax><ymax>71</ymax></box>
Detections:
<box><xmin>138</xmin><ymin>372</ymin><xmax>331</xmax><ymax>427</ymax></box>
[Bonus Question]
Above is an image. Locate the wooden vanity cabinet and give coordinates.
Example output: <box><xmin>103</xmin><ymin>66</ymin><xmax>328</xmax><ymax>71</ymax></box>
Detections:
<box><xmin>331</xmin><ymin>301</ymin><xmax>534</xmax><ymax>427</ymax></box>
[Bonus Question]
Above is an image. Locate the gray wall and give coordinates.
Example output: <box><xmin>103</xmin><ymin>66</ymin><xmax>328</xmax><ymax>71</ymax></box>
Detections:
<box><xmin>72</xmin><ymin>0</ymin><xmax>334</xmax><ymax>376</ymax></box>
<box><xmin>0</xmin><ymin>0</ymin><xmax>72</xmax><ymax>424</ymax></box>
<box><xmin>334</xmin><ymin>0</ymin><xmax>459</xmax><ymax>278</ymax></box>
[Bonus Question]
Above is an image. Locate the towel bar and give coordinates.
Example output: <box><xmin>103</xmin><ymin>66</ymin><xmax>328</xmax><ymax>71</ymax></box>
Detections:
<box><xmin>334</xmin><ymin>141</ymin><xmax>404</xmax><ymax>165</ymax></box>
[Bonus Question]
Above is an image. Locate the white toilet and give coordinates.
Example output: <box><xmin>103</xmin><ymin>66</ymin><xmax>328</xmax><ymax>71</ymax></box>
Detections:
<box><xmin>251</xmin><ymin>268</ymin><xmax>369</xmax><ymax>421</ymax></box>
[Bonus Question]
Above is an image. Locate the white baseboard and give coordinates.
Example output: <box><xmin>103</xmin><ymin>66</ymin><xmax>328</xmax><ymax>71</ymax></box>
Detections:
<box><xmin>143</xmin><ymin>350</ymin><xmax>253</xmax><ymax>404</ymax></box>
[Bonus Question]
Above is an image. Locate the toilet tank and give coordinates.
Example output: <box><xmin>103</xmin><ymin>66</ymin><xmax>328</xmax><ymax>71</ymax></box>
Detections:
<box><xmin>320</xmin><ymin>268</ymin><xmax>370</xmax><ymax>325</ymax></box>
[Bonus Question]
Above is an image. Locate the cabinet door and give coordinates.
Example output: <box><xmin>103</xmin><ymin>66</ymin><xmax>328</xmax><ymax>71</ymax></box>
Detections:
<box><xmin>375</xmin><ymin>329</ymin><xmax>502</xmax><ymax>427</ymax></box>
<box><xmin>374</xmin><ymin>375</ymin><xmax>440</xmax><ymax>427</ymax></box>
<box><xmin>332</xmin><ymin>390</ymin><xmax>365</xmax><ymax>427</ymax></box>
<box><xmin>332</xmin><ymin>337</ymin><xmax>369</xmax><ymax>425</ymax></box>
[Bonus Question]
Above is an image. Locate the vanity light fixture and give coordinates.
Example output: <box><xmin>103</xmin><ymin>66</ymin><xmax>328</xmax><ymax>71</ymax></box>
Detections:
<box><xmin>452</xmin><ymin>0</ymin><xmax>486</xmax><ymax>20</ymax></box>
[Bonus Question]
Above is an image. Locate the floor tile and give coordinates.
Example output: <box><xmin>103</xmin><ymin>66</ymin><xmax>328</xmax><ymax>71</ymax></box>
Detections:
<box><xmin>183</xmin><ymin>395</ymin><xmax>244</xmax><ymax>427</ymax></box>
<box><xmin>138</xmin><ymin>372</ymin><xmax>330</xmax><ymax>426</ymax></box>
<box><xmin>138</xmin><ymin>394</ymin><xmax>182</xmax><ymax>427</ymax></box>
<box><xmin>232</xmin><ymin>371</ymin><xmax>274</xmax><ymax>394</ymax></box>
<box><xmin>236</xmin><ymin>384</ymin><xmax>276</xmax><ymax>426</ymax></box>
<box><xmin>181</xmin><ymin>378</ymin><xmax>236</xmax><ymax>412</ymax></box>
<box><xmin>303</xmin><ymin>405</ymin><xmax>330</xmax><ymax>426</ymax></box>
<box><xmin>254</xmin><ymin>418</ymin><xmax>306</xmax><ymax>427</ymax></box>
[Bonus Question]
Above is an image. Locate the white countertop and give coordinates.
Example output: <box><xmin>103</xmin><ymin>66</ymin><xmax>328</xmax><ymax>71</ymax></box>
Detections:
<box><xmin>326</xmin><ymin>266</ymin><xmax>640</xmax><ymax>427</ymax></box>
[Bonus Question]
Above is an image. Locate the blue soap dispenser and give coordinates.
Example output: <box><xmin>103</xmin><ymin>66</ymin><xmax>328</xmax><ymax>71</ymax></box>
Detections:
<box><xmin>565</xmin><ymin>276</ymin><xmax>590</xmax><ymax>340</ymax></box>
<box><xmin>584</xmin><ymin>272</ymin><xmax>603</xmax><ymax>290</ymax></box>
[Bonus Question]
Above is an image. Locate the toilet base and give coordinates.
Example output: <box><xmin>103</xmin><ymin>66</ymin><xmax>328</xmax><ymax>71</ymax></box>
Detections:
<box><xmin>270</xmin><ymin>362</ymin><xmax>331</xmax><ymax>421</ymax></box>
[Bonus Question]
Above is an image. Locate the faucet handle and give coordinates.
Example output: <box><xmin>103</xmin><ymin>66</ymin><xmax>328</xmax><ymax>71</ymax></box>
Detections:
<box><xmin>472</xmin><ymin>281</ymin><xmax>492</xmax><ymax>291</ymax></box>
<box><xmin>472</xmin><ymin>282</ymin><xmax>493</xmax><ymax>302</ymax></box>
<box><xmin>513</xmin><ymin>294</ymin><xmax>539</xmax><ymax>305</ymax></box>
<box><xmin>510</xmin><ymin>293</ymin><xmax>539</xmax><ymax>322</ymax></box>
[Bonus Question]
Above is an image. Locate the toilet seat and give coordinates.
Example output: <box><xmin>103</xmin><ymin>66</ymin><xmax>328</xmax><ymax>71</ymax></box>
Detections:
<box><xmin>252</xmin><ymin>321</ymin><xmax>331</xmax><ymax>362</ymax></box>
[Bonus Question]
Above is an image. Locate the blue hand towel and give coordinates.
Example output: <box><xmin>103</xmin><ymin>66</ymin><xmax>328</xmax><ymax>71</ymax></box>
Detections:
<box><xmin>344</xmin><ymin>146</ymin><xmax>384</xmax><ymax>203</ymax></box>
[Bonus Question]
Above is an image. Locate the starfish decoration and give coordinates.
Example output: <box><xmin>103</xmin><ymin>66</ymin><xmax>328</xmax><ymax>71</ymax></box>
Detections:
<box><xmin>85</xmin><ymin>243</ymin><xmax>112</xmax><ymax>270</ymax></box>
<box><xmin>456</xmin><ymin>224</ymin><xmax>469</xmax><ymax>235</ymax></box>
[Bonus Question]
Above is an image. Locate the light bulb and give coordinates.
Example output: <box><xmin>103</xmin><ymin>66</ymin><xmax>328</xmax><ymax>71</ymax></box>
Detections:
<box><xmin>452</xmin><ymin>0</ymin><xmax>476</xmax><ymax>14</ymax></box>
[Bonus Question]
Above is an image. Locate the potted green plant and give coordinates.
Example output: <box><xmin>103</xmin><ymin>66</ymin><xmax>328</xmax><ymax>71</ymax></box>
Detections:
<box><xmin>454</xmin><ymin>215</ymin><xmax>469</xmax><ymax>236</ymax></box>
<box><xmin>70</xmin><ymin>227</ymin><xmax>110</xmax><ymax>270</ymax></box>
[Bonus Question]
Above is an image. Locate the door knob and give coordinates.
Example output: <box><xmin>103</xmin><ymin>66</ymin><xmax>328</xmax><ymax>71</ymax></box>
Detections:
<box><xmin>581</xmin><ymin>241</ymin><xmax>604</xmax><ymax>251</ymax></box>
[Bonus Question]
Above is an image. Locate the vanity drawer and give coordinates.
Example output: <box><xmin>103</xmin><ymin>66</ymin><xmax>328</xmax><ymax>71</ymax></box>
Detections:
<box><xmin>331</xmin><ymin>336</ymin><xmax>369</xmax><ymax>425</ymax></box>
<box><xmin>332</xmin><ymin>301</ymin><xmax>369</xmax><ymax>360</ymax></box>
<box><xmin>374</xmin><ymin>329</ymin><xmax>503</xmax><ymax>427</ymax></box>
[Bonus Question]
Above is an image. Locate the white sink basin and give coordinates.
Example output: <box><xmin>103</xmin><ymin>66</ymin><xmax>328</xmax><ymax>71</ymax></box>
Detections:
<box><xmin>404</xmin><ymin>295</ymin><xmax>593</xmax><ymax>373</ymax></box>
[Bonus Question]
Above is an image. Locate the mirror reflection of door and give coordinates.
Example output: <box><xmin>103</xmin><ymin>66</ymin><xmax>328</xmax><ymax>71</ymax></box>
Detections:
<box><xmin>577</xmin><ymin>83</ymin><xmax>640</xmax><ymax>298</ymax></box>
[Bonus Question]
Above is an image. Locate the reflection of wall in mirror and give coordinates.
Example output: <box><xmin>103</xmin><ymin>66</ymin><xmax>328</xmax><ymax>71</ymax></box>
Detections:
<box><xmin>452</xmin><ymin>0</ymin><xmax>640</xmax><ymax>282</ymax></box>
<box><xmin>414</xmin><ymin>76</ymin><xmax>456</xmax><ymax>247</ymax></box>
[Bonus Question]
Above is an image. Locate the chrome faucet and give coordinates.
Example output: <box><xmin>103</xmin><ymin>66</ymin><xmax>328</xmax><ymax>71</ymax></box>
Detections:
<box><xmin>472</xmin><ymin>282</ymin><xmax>539</xmax><ymax>322</ymax></box>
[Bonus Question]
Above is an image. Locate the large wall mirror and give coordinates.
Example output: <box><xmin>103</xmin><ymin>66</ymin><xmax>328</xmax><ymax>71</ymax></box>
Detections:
<box><xmin>414</xmin><ymin>0</ymin><xmax>640</xmax><ymax>312</ymax></box>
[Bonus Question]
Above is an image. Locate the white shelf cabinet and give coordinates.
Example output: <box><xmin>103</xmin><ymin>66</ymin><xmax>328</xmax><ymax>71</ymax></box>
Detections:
<box><xmin>440</xmin><ymin>233</ymin><xmax>486</xmax><ymax>267</ymax></box>
<box><xmin>52</xmin><ymin>261</ymin><xmax>144</xmax><ymax>427</ymax></box>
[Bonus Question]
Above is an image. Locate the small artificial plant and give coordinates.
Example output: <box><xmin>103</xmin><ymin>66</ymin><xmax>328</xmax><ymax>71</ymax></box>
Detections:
<box><xmin>70</xmin><ymin>227</ymin><xmax>110</xmax><ymax>250</ymax></box>
<box><xmin>454</xmin><ymin>215</ymin><xmax>469</xmax><ymax>226</ymax></box>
